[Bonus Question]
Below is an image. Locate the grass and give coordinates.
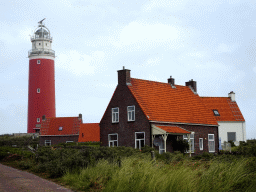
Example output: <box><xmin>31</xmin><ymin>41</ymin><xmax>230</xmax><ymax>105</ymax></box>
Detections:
<box><xmin>60</xmin><ymin>155</ymin><xmax>256</xmax><ymax>192</ymax></box>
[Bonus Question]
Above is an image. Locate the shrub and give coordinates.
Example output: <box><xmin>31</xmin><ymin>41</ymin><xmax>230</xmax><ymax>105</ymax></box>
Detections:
<box><xmin>201</xmin><ymin>152</ymin><xmax>214</xmax><ymax>160</ymax></box>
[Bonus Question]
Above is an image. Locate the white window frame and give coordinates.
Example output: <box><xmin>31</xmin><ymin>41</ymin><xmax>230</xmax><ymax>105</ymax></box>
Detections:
<box><xmin>37</xmin><ymin>118</ymin><xmax>40</xmax><ymax>123</ymax></box>
<box><xmin>66</xmin><ymin>141</ymin><xmax>73</xmax><ymax>143</ymax></box>
<box><xmin>199</xmin><ymin>138</ymin><xmax>203</xmax><ymax>150</ymax></box>
<box><xmin>108</xmin><ymin>133</ymin><xmax>118</xmax><ymax>147</ymax></box>
<box><xmin>135</xmin><ymin>132</ymin><xmax>145</xmax><ymax>150</ymax></box>
<box><xmin>208</xmin><ymin>134</ymin><xmax>215</xmax><ymax>152</ymax></box>
<box><xmin>37</xmin><ymin>60</ymin><xmax>41</xmax><ymax>64</ymax></box>
<box><xmin>112</xmin><ymin>107</ymin><xmax>119</xmax><ymax>123</ymax></box>
<box><xmin>45</xmin><ymin>140</ymin><xmax>51</xmax><ymax>146</ymax></box>
<box><xmin>183</xmin><ymin>133</ymin><xmax>195</xmax><ymax>153</ymax></box>
<box><xmin>37</xmin><ymin>88</ymin><xmax>40</xmax><ymax>93</ymax></box>
<box><xmin>127</xmin><ymin>105</ymin><xmax>135</xmax><ymax>121</ymax></box>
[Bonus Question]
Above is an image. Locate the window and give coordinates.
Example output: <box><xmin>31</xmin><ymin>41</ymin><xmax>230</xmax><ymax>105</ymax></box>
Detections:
<box><xmin>213</xmin><ymin>109</ymin><xmax>220</xmax><ymax>116</ymax></box>
<box><xmin>199</xmin><ymin>138</ymin><xmax>203</xmax><ymax>150</ymax></box>
<box><xmin>112</xmin><ymin>107</ymin><xmax>119</xmax><ymax>123</ymax></box>
<box><xmin>58</xmin><ymin>127</ymin><xmax>63</xmax><ymax>131</ymax></box>
<box><xmin>227</xmin><ymin>132</ymin><xmax>236</xmax><ymax>142</ymax></box>
<box><xmin>135</xmin><ymin>132</ymin><xmax>145</xmax><ymax>150</ymax></box>
<box><xmin>39</xmin><ymin>43</ymin><xmax>41</xmax><ymax>46</ymax></box>
<box><xmin>45</xmin><ymin>140</ymin><xmax>51</xmax><ymax>146</ymax></box>
<box><xmin>37</xmin><ymin>118</ymin><xmax>40</xmax><ymax>123</ymax></box>
<box><xmin>108</xmin><ymin>133</ymin><xmax>118</xmax><ymax>147</ymax></box>
<box><xmin>37</xmin><ymin>88</ymin><xmax>40</xmax><ymax>93</ymax></box>
<box><xmin>127</xmin><ymin>105</ymin><xmax>135</xmax><ymax>121</ymax></box>
<box><xmin>208</xmin><ymin>134</ymin><xmax>215</xmax><ymax>152</ymax></box>
<box><xmin>183</xmin><ymin>133</ymin><xmax>194</xmax><ymax>153</ymax></box>
<box><xmin>66</xmin><ymin>141</ymin><xmax>73</xmax><ymax>143</ymax></box>
<box><xmin>82</xmin><ymin>133</ymin><xmax>84</xmax><ymax>137</ymax></box>
<box><xmin>37</xmin><ymin>60</ymin><xmax>41</xmax><ymax>64</ymax></box>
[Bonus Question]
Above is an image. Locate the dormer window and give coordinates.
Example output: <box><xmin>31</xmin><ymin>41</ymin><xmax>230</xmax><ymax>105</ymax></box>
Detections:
<box><xmin>127</xmin><ymin>105</ymin><xmax>135</xmax><ymax>121</ymax></box>
<box><xmin>112</xmin><ymin>107</ymin><xmax>119</xmax><ymax>123</ymax></box>
<box><xmin>58</xmin><ymin>127</ymin><xmax>63</xmax><ymax>131</ymax></box>
<box><xmin>213</xmin><ymin>109</ymin><xmax>220</xmax><ymax>116</ymax></box>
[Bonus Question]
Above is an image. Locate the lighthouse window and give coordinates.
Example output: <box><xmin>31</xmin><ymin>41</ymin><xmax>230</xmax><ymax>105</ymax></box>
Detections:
<box><xmin>37</xmin><ymin>118</ymin><xmax>40</xmax><ymax>123</ymax></box>
<box><xmin>37</xmin><ymin>88</ymin><xmax>40</xmax><ymax>93</ymax></box>
<box><xmin>39</xmin><ymin>43</ymin><xmax>41</xmax><ymax>46</ymax></box>
<box><xmin>37</xmin><ymin>60</ymin><xmax>41</xmax><ymax>64</ymax></box>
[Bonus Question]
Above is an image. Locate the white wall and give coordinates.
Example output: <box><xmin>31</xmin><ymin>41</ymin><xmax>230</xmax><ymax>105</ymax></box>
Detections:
<box><xmin>218</xmin><ymin>121</ymin><xmax>246</xmax><ymax>146</ymax></box>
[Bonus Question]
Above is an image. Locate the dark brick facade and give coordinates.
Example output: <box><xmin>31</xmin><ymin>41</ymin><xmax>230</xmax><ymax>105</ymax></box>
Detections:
<box><xmin>100</xmin><ymin>83</ymin><xmax>150</xmax><ymax>148</ymax></box>
<box><xmin>39</xmin><ymin>135</ymin><xmax>79</xmax><ymax>146</ymax></box>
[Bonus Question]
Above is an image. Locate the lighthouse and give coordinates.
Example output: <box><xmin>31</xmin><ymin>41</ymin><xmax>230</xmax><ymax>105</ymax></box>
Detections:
<box><xmin>27</xmin><ymin>19</ymin><xmax>56</xmax><ymax>133</ymax></box>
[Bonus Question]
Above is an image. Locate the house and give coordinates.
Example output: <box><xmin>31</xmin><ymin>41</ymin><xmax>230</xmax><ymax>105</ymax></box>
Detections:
<box><xmin>78</xmin><ymin>123</ymin><xmax>100</xmax><ymax>143</ymax></box>
<box><xmin>39</xmin><ymin>114</ymin><xmax>83</xmax><ymax>146</ymax></box>
<box><xmin>100</xmin><ymin>67</ymin><xmax>219</xmax><ymax>155</ymax></box>
<box><xmin>201</xmin><ymin>93</ymin><xmax>246</xmax><ymax>146</ymax></box>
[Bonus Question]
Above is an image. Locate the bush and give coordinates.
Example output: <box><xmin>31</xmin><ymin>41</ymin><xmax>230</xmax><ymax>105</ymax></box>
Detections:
<box><xmin>228</xmin><ymin>140</ymin><xmax>236</xmax><ymax>147</ymax></box>
<box><xmin>201</xmin><ymin>152</ymin><xmax>214</xmax><ymax>160</ymax></box>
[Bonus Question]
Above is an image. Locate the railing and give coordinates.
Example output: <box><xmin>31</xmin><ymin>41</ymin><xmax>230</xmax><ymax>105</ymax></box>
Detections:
<box><xmin>28</xmin><ymin>49</ymin><xmax>55</xmax><ymax>57</ymax></box>
<box><xmin>31</xmin><ymin>36</ymin><xmax>52</xmax><ymax>41</ymax></box>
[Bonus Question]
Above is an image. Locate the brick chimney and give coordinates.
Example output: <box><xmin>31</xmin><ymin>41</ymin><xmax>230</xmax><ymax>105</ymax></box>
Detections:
<box><xmin>185</xmin><ymin>79</ymin><xmax>197</xmax><ymax>93</ymax></box>
<box><xmin>117</xmin><ymin>66</ymin><xmax>131</xmax><ymax>86</ymax></box>
<box><xmin>167</xmin><ymin>76</ymin><xmax>176</xmax><ymax>88</ymax></box>
<box><xmin>78</xmin><ymin>113</ymin><xmax>82</xmax><ymax>119</ymax></box>
<box><xmin>228</xmin><ymin>91</ymin><xmax>235</xmax><ymax>102</ymax></box>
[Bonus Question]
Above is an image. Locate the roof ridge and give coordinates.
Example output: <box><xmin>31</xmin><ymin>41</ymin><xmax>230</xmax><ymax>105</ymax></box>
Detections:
<box><xmin>131</xmin><ymin>77</ymin><xmax>186</xmax><ymax>87</ymax></box>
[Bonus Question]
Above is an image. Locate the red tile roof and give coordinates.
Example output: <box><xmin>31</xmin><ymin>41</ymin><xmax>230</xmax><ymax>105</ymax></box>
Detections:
<box><xmin>128</xmin><ymin>78</ymin><xmax>218</xmax><ymax>125</ymax></box>
<box><xmin>40</xmin><ymin>117</ymin><xmax>82</xmax><ymax>135</ymax></box>
<box><xmin>156</xmin><ymin>126</ymin><xmax>191</xmax><ymax>134</ymax></box>
<box><xmin>78</xmin><ymin>123</ymin><xmax>100</xmax><ymax>142</ymax></box>
<box><xmin>200</xmin><ymin>97</ymin><xmax>245</xmax><ymax>122</ymax></box>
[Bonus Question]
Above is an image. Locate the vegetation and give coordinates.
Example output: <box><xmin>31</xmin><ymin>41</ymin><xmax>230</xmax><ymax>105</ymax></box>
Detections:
<box><xmin>1</xmin><ymin>137</ymin><xmax>256</xmax><ymax>191</ymax></box>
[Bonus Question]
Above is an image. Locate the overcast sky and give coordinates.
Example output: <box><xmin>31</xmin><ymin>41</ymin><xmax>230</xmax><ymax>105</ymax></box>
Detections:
<box><xmin>0</xmin><ymin>0</ymin><xmax>255</xmax><ymax>139</ymax></box>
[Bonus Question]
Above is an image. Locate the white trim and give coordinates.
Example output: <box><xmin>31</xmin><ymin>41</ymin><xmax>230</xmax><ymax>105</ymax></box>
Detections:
<box><xmin>135</xmin><ymin>132</ymin><xmax>145</xmax><ymax>150</ymax></box>
<box><xmin>127</xmin><ymin>105</ymin><xmax>135</xmax><ymax>121</ymax></box>
<box><xmin>66</xmin><ymin>141</ymin><xmax>74</xmax><ymax>143</ymax></box>
<box><xmin>29</xmin><ymin>56</ymin><xmax>55</xmax><ymax>60</ymax></box>
<box><xmin>37</xmin><ymin>118</ymin><xmax>40</xmax><ymax>123</ymax></box>
<box><xmin>208</xmin><ymin>134</ymin><xmax>215</xmax><ymax>152</ymax></box>
<box><xmin>112</xmin><ymin>107</ymin><xmax>119</xmax><ymax>123</ymax></box>
<box><xmin>184</xmin><ymin>133</ymin><xmax>195</xmax><ymax>153</ymax></box>
<box><xmin>45</xmin><ymin>140</ymin><xmax>51</xmax><ymax>146</ymax></box>
<box><xmin>199</xmin><ymin>138</ymin><xmax>203</xmax><ymax>150</ymax></box>
<box><xmin>37</xmin><ymin>88</ymin><xmax>40</xmax><ymax>93</ymax></box>
<box><xmin>39</xmin><ymin>134</ymin><xmax>79</xmax><ymax>137</ymax></box>
<box><xmin>108</xmin><ymin>133</ymin><xmax>118</xmax><ymax>147</ymax></box>
<box><xmin>149</xmin><ymin>120</ymin><xmax>218</xmax><ymax>127</ymax></box>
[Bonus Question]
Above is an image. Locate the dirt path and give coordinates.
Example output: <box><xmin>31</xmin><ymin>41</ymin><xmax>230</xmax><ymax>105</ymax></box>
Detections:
<box><xmin>0</xmin><ymin>163</ymin><xmax>74</xmax><ymax>192</ymax></box>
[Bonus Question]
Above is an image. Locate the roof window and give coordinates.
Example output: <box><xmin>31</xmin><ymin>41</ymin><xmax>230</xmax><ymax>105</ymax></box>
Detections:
<box><xmin>213</xmin><ymin>110</ymin><xmax>220</xmax><ymax>116</ymax></box>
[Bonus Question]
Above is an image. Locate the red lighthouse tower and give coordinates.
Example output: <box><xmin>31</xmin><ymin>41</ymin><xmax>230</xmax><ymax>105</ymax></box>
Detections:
<box><xmin>27</xmin><ymin>19</ymin><xmax>56</xmax><ymax>133</ymax></box>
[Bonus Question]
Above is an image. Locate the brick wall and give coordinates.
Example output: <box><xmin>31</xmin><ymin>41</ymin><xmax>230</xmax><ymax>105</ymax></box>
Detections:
<box><xmin>39</xmin><ymin>135</ymin><xmax>79</xmax><ymax>146</ymax></box>
<box><xmin>100</xmin><ymin>84</ymin><xmax>150</xmax><ymax>148</ymax></box>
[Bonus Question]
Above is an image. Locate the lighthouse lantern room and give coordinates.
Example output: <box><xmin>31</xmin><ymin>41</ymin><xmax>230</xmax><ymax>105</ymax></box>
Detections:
<box><xmin>27</xmin><ymin>19</ymin><xmax>56</xmax><ymax>133</ymax></box>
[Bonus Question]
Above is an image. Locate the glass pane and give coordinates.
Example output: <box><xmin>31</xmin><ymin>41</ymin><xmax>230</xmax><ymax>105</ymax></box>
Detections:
<box><xmin>227</xmin><ymin>132</ymin><xmax>236</xmax><ymax>141</ymax></box>
<box><xmin>113</xmin><ymin>108</ymin><xmax>118</xmax><ymax>112</ymax></box>
<box><xmin>132</xmin><ymin>111</ymin><xmax>135</xmax><ymax>120</ymax></box>
<box><xmin>114</xmin><ymin>141</ymin><xmax>117</xmax><ymax>146</ymax></box>
<box><xmin>128</xmin><ymin>106</ymin><xmax>134</xmax><ymax>111</ymax></box>
<box><xmin>128</xmin><ymin>112</ymin><xmax>131</xmax><ymax>120</ymax></box>
<box><xmin>136</xmin><ymin>133</ymin><xmax>144</xmax><ymax>139</ymax></box>
<box><xmin>191</xmin><ymin>139</ymin><xmax>194</xmax><ymax>152</ymax></box>
<box><xmin>209</xmin><ymin>141</ymin><xmax>214</xmax><ymax>151</ymax></box>
<box><xmin>110</xmin><ymin>134</ymin><xmax>117</xmax><ymax>140</ymax></box>
<box><xmin>141</xmin><ymin>140</ymin><xmax>145</xmax><ymax>148</ymax></box>
<box><xmin>136</xmin><ymin>140</ymin><xmax>140</xmax><ymax>149</ymax></box>
<box><xmin>183</xmin><ymin>135</ymin><xmax>188</xmax><ymax>139</ymax></box>
<box><xmin>208</xmin><ymin>134</ymin><xmax>214</xmax><ymax>140</ymax></box>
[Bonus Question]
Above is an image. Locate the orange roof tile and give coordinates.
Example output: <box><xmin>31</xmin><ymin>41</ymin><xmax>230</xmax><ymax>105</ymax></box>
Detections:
<box><xmin>128</xmin><ymin>78</ymin><xmax>218</xmax><ymax>125</ymax></box>
<box><xmin>200</xmin><ymin>97</ymin><xmax>245</xmax><ymax>122</ymax></box>
<box><xmin>156</xmin><ymin>126</ymin><xmax>191</xmax><ymax>134</ymax></box>
<box><xmin>78</xmin><ymin>123</ymin><xmax>100</xmax><ymax>142</ymax></box>
<box><xmin>40</xmin><ymin>117</ymin><xmax>82</xmax><ymax>135</ymax></box>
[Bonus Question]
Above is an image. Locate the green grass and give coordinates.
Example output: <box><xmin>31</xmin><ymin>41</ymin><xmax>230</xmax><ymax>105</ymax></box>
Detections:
<box><xmin>60</xmin><ymin>155</ymin><xmax>256</xmax><ymax>192</ymax></box>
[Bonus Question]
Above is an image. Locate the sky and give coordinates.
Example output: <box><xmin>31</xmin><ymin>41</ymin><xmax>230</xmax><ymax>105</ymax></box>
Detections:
<box><xmin>0</xmin><ymin>0</ymin><xmax>255</xmax><ymax>139</ymax></box>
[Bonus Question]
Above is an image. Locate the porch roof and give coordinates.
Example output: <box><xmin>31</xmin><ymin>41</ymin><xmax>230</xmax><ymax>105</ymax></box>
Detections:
<box><xmin>152</xmin><ymin>124</ymin><xmax>191</xmax><ymax>135</ymax></box>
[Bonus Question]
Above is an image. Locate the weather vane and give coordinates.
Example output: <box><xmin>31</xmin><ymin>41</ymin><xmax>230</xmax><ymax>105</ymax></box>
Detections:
<box><xmin>38</xmin><ymin>18</ymin><xmax>46</xmax><ymax>24</ymax></box>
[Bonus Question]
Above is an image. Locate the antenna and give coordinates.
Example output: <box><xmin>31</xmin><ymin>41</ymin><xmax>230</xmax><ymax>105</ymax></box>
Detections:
<box><xmin>38</xmin><ymin>18</ymin><xmax>46</xmax><ymax>25</ymax></box>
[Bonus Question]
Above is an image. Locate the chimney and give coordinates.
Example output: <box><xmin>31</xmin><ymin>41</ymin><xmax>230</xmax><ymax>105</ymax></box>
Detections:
<box><xmin>185</xmin><ymin>79</ymin><xmax>197</xmax><ymax>93</ymax></box>
<box><xmin>167</xmin><ymin>76</ymin><xmax>176</xmax><ymax>88</ymax></box>
<box><xmin>117</xmin><ymin>66</ymin><xmax>131</xmax><ymax>86</ymax></box>
<box><xmin>228</xmin><ymin>91</ymin><xmax>235</xmax><ymax>102</ymax></box>
<box><xmin>78</xmin><ymin>113</ymin><xmax>82</xmax><ymax>119</ymax></box>
<box><xmin>42</xmin><ymin>115</ymin><xmax>46</xmax><ymax>121</ymax></box>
